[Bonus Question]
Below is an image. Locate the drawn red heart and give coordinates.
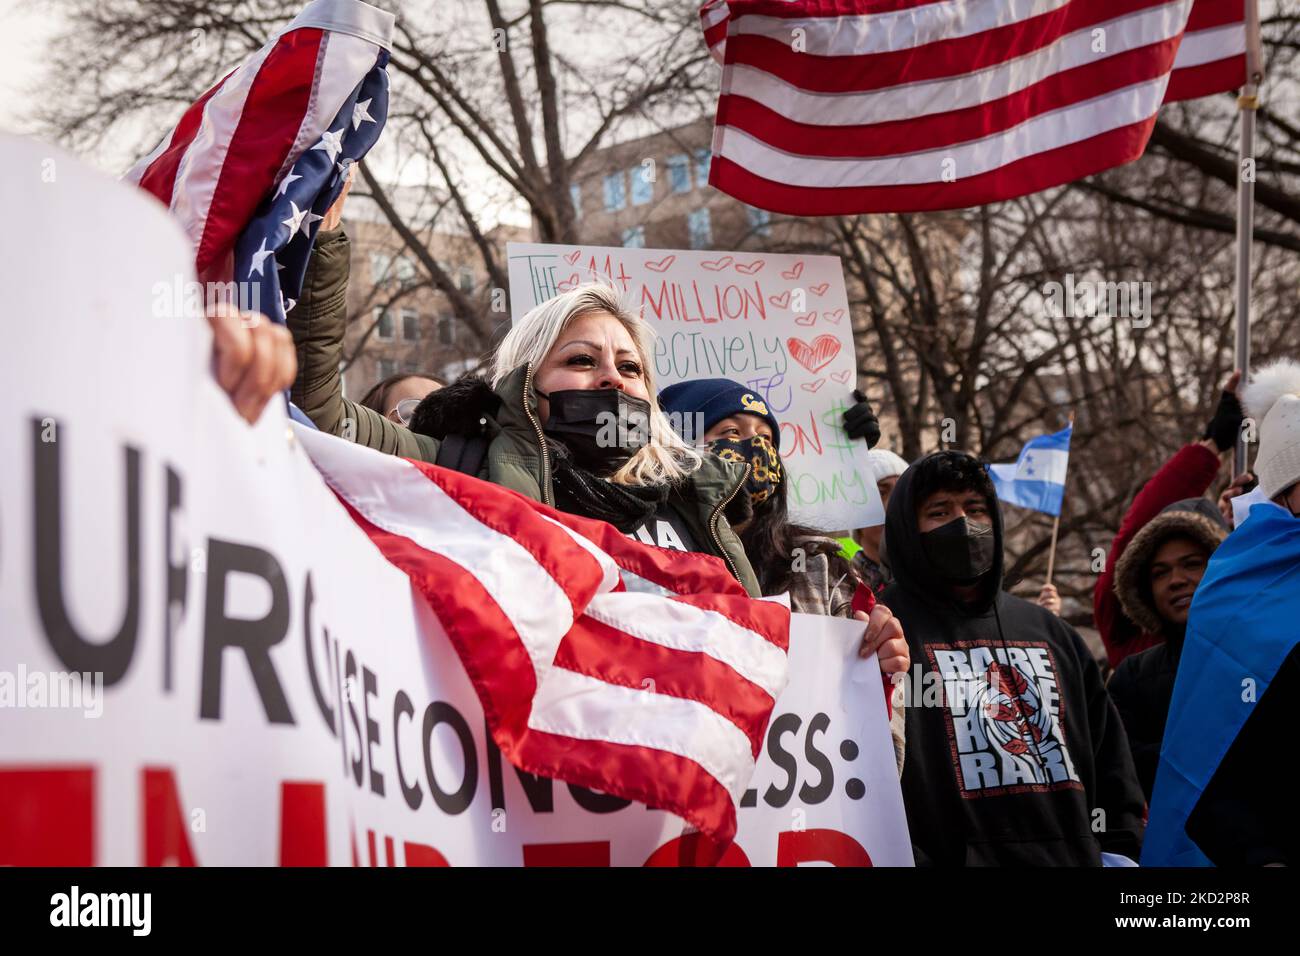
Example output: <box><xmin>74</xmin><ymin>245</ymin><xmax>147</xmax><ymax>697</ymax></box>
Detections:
<box><xmin>557</xmin><ymin>272</ymin><xmax>580</xmax><ymax>291</ymax></box>
<box><xmin>702</xmin><ymin>256</ymin><xmax>734</xmax><ymax>271</ymax></box>
<box><xmin>810</xmin><ymin>282</ymin><xmax>830</xmax><ymax>296</ymax></box>
<box><xmin>794</xmin><ymin>311</ymin><xmax>817</xmax><ymax>327</ymax></box>
<box><xmin>831</xmin><ymin>370</ymin><xmax>852</xmax><ymax>384</ymax></box>
<box><xmin>646</xmin><ymin>255</ymin><xmax>676</xmax><ymax>273</ymax></box>
<box><xmin>769</xmin><ymin>291</ymin><xmax>791</xmax><ymax>309</ymax></box>
<box><xmin>801</xmin><ymin>378</ymin><xmax>827</xmax><ymax>393</ymax></box>
<box><xmin>786</xmin><ymin>334</ymin><xmax>841</xmax><ymax>374</ymax></box>
<box><xmin>781</xmin><ymin>261</ymin><xmax>805</xmax><ymax>280</ymax></box>
<box><xmin>824</xmin><ymin>308</ymin><xmax>845</xmax><ymax>324</ymax></box>
<box><xmin>564</xmin><ymin>250</ymin><xmax>582</xmax><ymax>265</ymax></box>
<box><xmin>734</xmin><ymin>259</ymin><xmax>765</xmax><ymax>275</ymax></box>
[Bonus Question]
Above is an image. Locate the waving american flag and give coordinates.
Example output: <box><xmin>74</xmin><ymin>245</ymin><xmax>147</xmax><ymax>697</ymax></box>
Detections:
<box><xmin>296</xmin><ymin>424</ymin><xmax>792</xmax><ymax>847</ymax></box>
<box><xmin>126</xmin><ymin>0</ymin><xmax>393</xmax><ymax>321</ymax></box>
<box><xmin>701</xmin><ymin>0</ymin><xmax>1248</xmax><ymax>215</ymax></box>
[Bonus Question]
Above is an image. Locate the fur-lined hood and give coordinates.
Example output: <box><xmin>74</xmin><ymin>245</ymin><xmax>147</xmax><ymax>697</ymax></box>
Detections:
<box><xmin>1113</xmin><ymin>507</ymin><xmax>1228</xmax><ymax>634</ymax></box>
<box><xmin>408</xmin><ymin>374</ymin><xmax>500</xmax><ymax>440</ymax></box>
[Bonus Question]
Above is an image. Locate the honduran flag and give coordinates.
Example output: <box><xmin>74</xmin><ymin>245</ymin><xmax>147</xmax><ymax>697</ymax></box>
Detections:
<box><xmin>125</xmin><ymin>0</ymin><xmax>393</xmax><ymax>322</ymax></box>
<box><xmin>1143</xmin><ymin>503</ymin><xmax>1300</xmax><ymax>866</ymax></box>
<box><xmin>987</xmin><ymin>424</ymin><xmax>1072</xmax><ymax>517</ymax></box>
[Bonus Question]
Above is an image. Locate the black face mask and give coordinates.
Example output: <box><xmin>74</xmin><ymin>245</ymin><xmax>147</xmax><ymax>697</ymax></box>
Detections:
<box><xmin>709</xmin><ymin>435</ymin><xmax>784</xmax><ymax>506</ymax></box>
<box><xmin>538</xmin><ymin>388</ymin><xmax>651</xmax><ymax>474</ymax></box>
<box><xmin>920</xmin><ymin>515</ymin><xmax>996</xmax><ymax>584</ymax></box>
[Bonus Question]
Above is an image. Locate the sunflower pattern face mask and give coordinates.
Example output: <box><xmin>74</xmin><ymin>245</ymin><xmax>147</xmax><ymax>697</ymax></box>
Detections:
<box><xmin>710</xmin><ymin>434</ymin><xmax>784</xmax><ymax>506</ymax></box>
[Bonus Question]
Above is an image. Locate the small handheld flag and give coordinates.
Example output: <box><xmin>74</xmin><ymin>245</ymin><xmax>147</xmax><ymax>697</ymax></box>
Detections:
<box><xmin>125</xmin><ymin>0</ymin><xmax>393</xmax><ymax>322</ymax></box>
<box><xmin>987</xmin><ymin>425</ymin><xmax>1073</xmax><ymax>518</ymax></box>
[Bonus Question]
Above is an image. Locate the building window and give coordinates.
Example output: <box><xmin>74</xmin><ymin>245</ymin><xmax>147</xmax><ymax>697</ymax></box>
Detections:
<box><xmin>570</xmin><ymin>182</ymin><xmax>583</xmax><ymax>220</ymax></box>
<box><xmin>622</xmin><ymin>225</ymin><xmax>646</xmax><ymax>248</ymax></box>
<box><xmin>458</xmin><ymin>268</ymin><xmax>474</xmax><ymax>293</ymax></box>
<box><xmin>746</xmin><ymin>205</ymin><xmax>772</xmax><ymax>237</ymax></box>
<box><xmin>401</xmin><ymin>308</ymin><xmax>419</xmax><ymax>342</ymax></box>
<box><xmin>668</xmin><ymin>154</ymin><xmax>691</xmax><ymax>194</ymax></box>
<box><xmin>687</xmin><ymin>207</ymin><xmax>712</xmax><ymax>249</ymax></box>
<box><xmin>629</xmin><ymin>164</ymin><xmax>653</xmax><ymax>206</ymax></box>
<box><xmin>694</xmin><ymin>149</ymin><xmax>711</xmax><ymax>187</ymax></box>
<box><xmin>602</xmin><ymin>172</ymin><xmax>626</xmax><ymax>211</ymax></box>
<box><xmin>374</xmin><ymin>307</ymin><xmax>394</xmax><ymax>340</ymax></box>
<box><xmin>394</xmin><ymin>256</ymin><xmax>417</xmax><ymax>284</ymax></box>
<box><xmin>438</xmin><ymin>315</ymin><xmax>456</xmax><ymax>347</ymax></box>
<box><xmin>370</xmin><ymin>252</ymin><xmax>392</xmax><ymax>283</ymax></box>
<box><xmin>377</xmin><ymin>358</ymin><xmax>397</xmax><ymax>380</ymax></box>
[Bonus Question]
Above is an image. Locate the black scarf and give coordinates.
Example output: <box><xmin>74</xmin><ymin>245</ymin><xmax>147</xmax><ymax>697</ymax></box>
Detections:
<box><xmin>547</xmin><ymin>441</ymin><xmax>667</xmax><ymax>532</ymax></box>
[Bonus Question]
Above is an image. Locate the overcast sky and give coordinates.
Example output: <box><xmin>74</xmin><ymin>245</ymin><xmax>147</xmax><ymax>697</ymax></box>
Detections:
<box><xmin>0</xmin><ymin>0</ymin><xmax>60</xmax><ymax>131</ymax></box>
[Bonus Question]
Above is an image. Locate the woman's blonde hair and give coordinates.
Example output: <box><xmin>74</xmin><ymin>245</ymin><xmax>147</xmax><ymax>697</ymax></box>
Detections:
<box><xmin>491</xmin><ymin>282</ymin><xmax>702</xmax><ymax>486</ymax></box>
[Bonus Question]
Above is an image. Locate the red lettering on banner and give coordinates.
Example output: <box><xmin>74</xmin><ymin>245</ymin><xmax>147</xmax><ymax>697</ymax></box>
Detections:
<box><xmin>403</xmin><ymin>841</ymin><xmax>451</xmax><ymax>866</ymax></box>
<box><xmin>279</xmin><ymin>781</ymin><xmax>328</xmax><ymax>866</ymax></box>
<box><xmin>643</xmin><ymin>833</ymin><xmax>751</xmax><ymax>867</ymax></box>
<box><xmin>143</xmin><ymin>767</ymin><xmax>198</xmax><ymax>866</ymax></box>
<box><xmin>776</xmin><ymin>828</ymin><xmax>871</xmax><ymax>867</ymax></box>
<box><xmin>0</xmin><ymin>766</ymin><xmax>95</xmax><ymax>865</ymax></box>
<box><xmin>523</xmin><ymin>841</ymin><xmax>611</xmax><ymax>866</ymax></box>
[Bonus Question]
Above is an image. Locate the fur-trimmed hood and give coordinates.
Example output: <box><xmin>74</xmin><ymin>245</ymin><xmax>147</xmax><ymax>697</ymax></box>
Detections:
<box><xmin>1113</xmin><ymin>506</ymin><xmax>1228</xmax><ymax>634</ymax></box>
<box><xmin>408</xmin><ymin>375</ymin><xmax>500</xmax><ymax>440</ymax></box>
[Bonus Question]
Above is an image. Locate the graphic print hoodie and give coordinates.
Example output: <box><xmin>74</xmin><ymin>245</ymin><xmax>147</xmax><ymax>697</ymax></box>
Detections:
<box><xmin>880</xmin><ymin>457</ymin><xmax>1145</xmax><ymax>866</ymax></box>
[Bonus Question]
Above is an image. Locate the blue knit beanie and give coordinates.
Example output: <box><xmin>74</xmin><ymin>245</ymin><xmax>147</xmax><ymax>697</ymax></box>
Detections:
<box><xmin>658</xmin><ymin>378</ymin><xmax>781</xmax><ymax>443</ymax></box>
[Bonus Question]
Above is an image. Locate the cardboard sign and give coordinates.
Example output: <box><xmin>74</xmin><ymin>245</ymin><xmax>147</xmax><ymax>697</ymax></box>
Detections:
<box><xmin>0</xmin><ymin>133</ymin><xmax>912</xmax><ymax>867</ymax></box>
<box><xmin>507</xmin><ymin>242</ymin><xmax>883</xmax><ymax>531</ymax></box>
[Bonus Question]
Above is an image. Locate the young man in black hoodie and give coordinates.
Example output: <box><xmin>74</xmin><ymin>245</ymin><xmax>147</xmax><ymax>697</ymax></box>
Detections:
<box><xmin>882</xmin><ymin>451</ymin><xmax>1145</xmax><ymax>865</ymax></box>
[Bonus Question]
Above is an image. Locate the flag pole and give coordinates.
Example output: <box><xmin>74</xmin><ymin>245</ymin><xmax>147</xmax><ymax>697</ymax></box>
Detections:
<box><xmin>1044</xmin><ymin>411</ymin><xmax>1075</xmax><ymax>589</ymax></box>
<box><xmin>1045</xmin><ymin>514</ymin><xmax>1061</xmax><ymax>588</ymax></box>
<box><xmin>1235</xmin><ymin>0</ymin><xmax>1264</xmax><ymax>476</ymax></box>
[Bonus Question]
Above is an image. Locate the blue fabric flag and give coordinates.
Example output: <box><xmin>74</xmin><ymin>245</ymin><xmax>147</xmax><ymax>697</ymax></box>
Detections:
<box><xmin>1142</xmin><ymin>504</ymin><xmax>1300</xmax><ymax>865</ymax></box>
<box><xmin>986</xmin><ymin>424</ymin><xmax>1072</xmax><ymax>517</ymax></box>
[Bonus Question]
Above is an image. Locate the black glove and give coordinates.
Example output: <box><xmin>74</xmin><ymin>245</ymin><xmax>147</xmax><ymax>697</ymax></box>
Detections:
<box><xmin>843</xmin><ymin>389</ymin><xmax>881</xmax><ymax>449</ymax></box>
<box><xmin>1202</xmin><ymin>388</ymin><xmax>1245</xmax><ymax>453</ymax></box>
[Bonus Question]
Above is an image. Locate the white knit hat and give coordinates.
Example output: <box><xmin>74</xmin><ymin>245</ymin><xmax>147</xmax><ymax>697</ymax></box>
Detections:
<box><xmin>867</xmin><ymin>448</ymin><xmax>909</xmax><ymax>484</ymax></box>
<box><xmin>1243</xmin><ymin>360</ymin><xmax>1300</xmax><ymax>500</ymax></box>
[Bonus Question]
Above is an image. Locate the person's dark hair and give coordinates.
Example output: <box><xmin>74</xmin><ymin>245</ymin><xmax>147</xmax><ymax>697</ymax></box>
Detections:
<box><xmin>909</xmin><ymin>450</ymin><xmax>996</xmax><ymax>512</ymax></box>
<box><xmin>740</xmin><ymin>474</ymin><xmax>851</xmax><ymax>596</ymax></box>
<box><xmin>359</xmin><ymin>372</ymin><xmax>440</xmax><ymax>416</ymax></box>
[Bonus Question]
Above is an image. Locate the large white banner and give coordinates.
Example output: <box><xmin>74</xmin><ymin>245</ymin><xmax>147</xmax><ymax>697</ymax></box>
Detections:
<box><xmin>507</xmin><ymin>242</ymin><xmax>883</xmax><ymax>532</ymax></box>
<box><xmin>0</xmin><ymin>134</ymin><xmax>912</xmax><ymax>866</ymax></box>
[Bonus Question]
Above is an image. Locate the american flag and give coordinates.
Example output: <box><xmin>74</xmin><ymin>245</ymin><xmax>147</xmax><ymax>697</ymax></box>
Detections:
<box><xmin>295</xmin><ymin>424</ymin><xmax>791</xmax><ymax>847</ymax></box>
<box><xmin>700</xmin><ymin>0</ymin><xmax>1248</xmax><ymax>215</ymax></box>
<box><xmin>126</xmin><ymin>0</ymin><xmax>393</xmax><ymax>321</ymax></box>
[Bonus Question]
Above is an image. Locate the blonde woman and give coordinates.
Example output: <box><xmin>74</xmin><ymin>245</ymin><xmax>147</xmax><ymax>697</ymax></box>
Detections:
<box><xmin>286</xmin><ymin>200</ymin><xmax>758</xmax><ymax>594</ymax></box>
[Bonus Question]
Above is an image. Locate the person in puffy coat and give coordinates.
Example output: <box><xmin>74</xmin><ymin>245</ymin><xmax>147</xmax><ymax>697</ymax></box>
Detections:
<box><xmin>1107</xmin><ymin>499</ymin><xmax>1228</xmax><ymax>800</ymax></box>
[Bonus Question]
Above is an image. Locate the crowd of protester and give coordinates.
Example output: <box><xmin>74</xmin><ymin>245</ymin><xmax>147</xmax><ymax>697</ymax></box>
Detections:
<box><xmin>209</xmin><ymin>180</ymin><xmax>1300</xmax><ymax>867</ymax></box>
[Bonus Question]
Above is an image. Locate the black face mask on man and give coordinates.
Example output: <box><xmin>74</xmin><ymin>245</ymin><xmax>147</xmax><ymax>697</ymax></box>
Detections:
<box><xmin>920</xmin><ymin>515</ymin><xmax>996</xmax><ymax>584</ymax></box>
<box><xmin>538</xmin><ymin>387</ymin><xmax>651</xmax><ymax>473</ymax></box>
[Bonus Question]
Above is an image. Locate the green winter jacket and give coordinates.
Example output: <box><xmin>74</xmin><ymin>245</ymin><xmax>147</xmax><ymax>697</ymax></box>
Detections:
<box><xmin>287</xmin><ymin>227</ymin><xmax>761</xmax><ymax>596</ymax></box>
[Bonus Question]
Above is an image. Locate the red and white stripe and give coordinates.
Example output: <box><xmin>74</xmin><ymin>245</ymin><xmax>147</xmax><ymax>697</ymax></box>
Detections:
<box><xmin>1167</xmin><ymin>0</ymin><xmax>1247</xmax><ymax>101</ymax></box>
<box><xmin>701</xmin><ymin>0</ymin><xmax>1247</xmax><ymax>214</ymax></box>
<box><xmin>125</xmin><ymin>0</ymin><xmax>392</xmax><ymax>279</ymax></box>
<box><xmin>295</xmin><ymin>425</ymin><xmax>791</xmax><ymax>846</ymax></box>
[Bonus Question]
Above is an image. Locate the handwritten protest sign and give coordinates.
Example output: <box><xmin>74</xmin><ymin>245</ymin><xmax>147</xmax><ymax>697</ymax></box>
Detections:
<box><xmin>507</xmin><ymin>242</ymin><xmax>883</xmax><ymax>531</ymax></box>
